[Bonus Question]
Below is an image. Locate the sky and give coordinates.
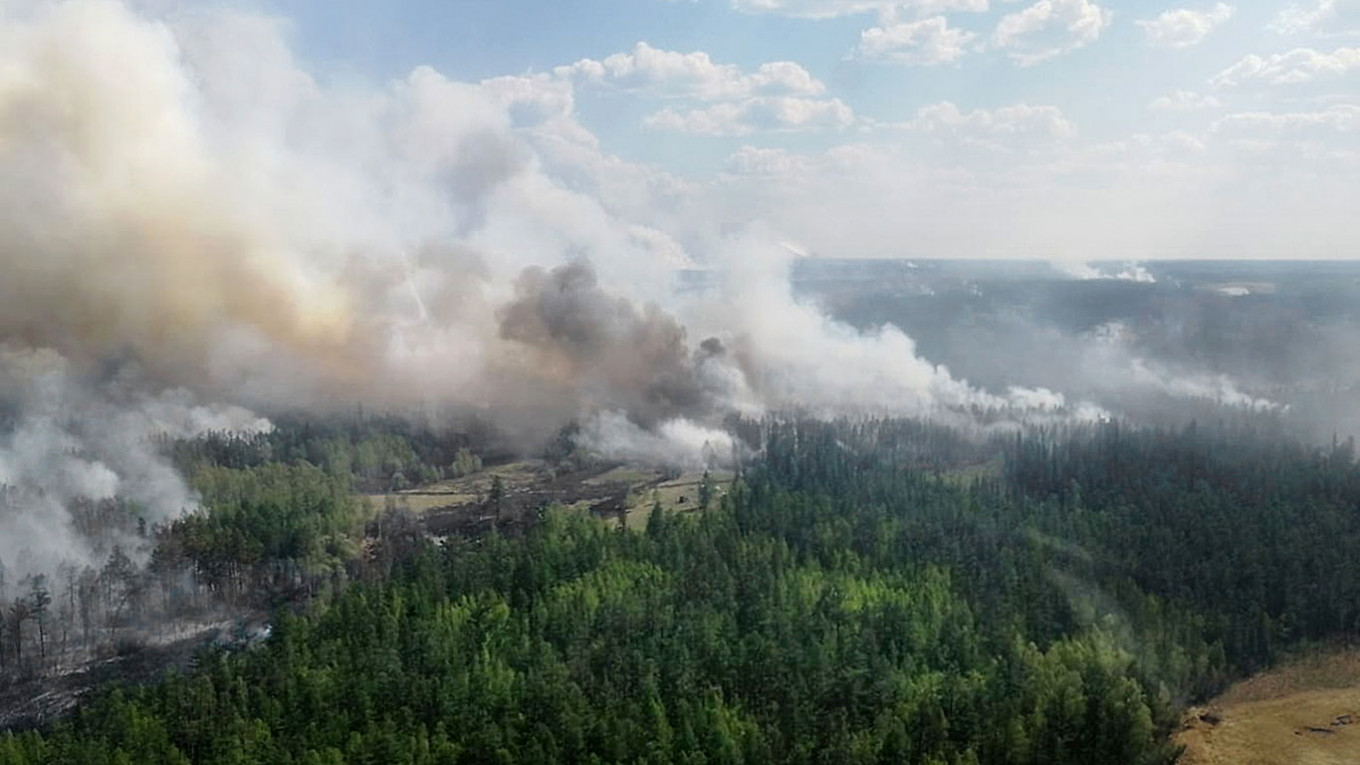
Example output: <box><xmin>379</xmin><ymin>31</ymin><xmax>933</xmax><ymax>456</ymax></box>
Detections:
<box><xmin>78</xmin><ymin>0</ymin><xmax>1360</xmax><ymax>258</ymax></box>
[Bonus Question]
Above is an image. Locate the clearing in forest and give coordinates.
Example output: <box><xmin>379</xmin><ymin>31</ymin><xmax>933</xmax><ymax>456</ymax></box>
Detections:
<box><xmin>620</xmin><ymin>471</ymin><xmax>734</xmax><ymax>529</ymax></box>
<box><xmin>363</xmin><ymin>460</ymin><xmax>733</xmax><ymax>534</ymax></box>
<box><xmin>1175</xmin><ymin>649</ymin><xmax>1360</xmax><ymax>765</ymax></box>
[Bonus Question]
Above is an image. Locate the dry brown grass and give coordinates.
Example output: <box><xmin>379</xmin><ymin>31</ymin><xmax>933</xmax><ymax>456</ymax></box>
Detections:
<box><xmin>622</xmin><ymin>471</ymin><xmax>734</xmax><ymax>529</ymax></box>
<box><xmin>363</xmin><ymin>461</ymin><xmax>547</xmax><ymax>515</ymax></box>
<box><xmin>1175</xmin><ymin>650</ymin><xmax>1360</xmax><ymax>765</ymax></box>
<box><xmin>361</xmin><ymin>493</ymin><xmax>471</xmax><ymax>514</ymax></box>
<box><xmin>365</xmin><ymin>462</ymin><xmax>735</xmax><ymax>533</ymax></box>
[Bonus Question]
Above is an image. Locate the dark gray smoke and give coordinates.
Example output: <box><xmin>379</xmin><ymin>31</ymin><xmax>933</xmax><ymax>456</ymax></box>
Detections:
<box><xmin>498</xmin><ymin>261</ymin><xmax>719</xmax><ymax>428</ymax></box>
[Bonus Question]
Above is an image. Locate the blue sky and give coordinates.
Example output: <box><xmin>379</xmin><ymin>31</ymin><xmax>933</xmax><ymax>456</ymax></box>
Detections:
<box><xmin>254</xmin><ymin>0</ymin><xmax>1355</xmax><ymax>169</ymax></box>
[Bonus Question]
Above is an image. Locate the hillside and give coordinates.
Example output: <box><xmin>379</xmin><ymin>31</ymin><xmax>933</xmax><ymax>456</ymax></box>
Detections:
<box><xmin>1177</xmin><ymin>650</ymin><xmax>1360</xmax><ymax>765</ymax></box>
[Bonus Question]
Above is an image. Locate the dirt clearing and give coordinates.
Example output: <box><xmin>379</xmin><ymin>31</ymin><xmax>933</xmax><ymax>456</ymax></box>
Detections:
<box><xmin>1176</xmin><ymin>649</ymin><xmax>1360</xmax><ymax>765</ymax></box>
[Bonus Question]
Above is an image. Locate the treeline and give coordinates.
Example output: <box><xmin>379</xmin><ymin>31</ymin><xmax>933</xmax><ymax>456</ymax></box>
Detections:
<box><xmin>169</xmin><ymin>415</ymin><xmax>499</xmax><ymax>492</ymax></box>
<box><xmin>156</xmin><ymin>463</ymin><xmax>361</xmax><ymax>605</ymax></box>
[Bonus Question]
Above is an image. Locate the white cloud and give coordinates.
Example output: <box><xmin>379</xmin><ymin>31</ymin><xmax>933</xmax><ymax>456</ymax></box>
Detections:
<box><xmin>550</xmin><ymin>42</ymin><xmax>852</xmax><ymax>137</ymax></box>
<box><xmin>1149</xmin><ymin>89</ymin><xmax>1223</xmax><ymax>110</ymax></box>
<box><xmin>726</xmin><ymin>146</ymin><xmax>814</xmax><ymax>175</ymax></box>
<box><xmin>558</xmin><ymin>42</ymin><xmax>825</xmax><ymax>101</ymax></box>
<box><xmin>1135</xmin><ymin>3</ymin><xmax>1234</xmax><ymax>48</ymax></box>
<box><xmin>909</xmin><ymin>101</ymin><xmax>1077</xmax><ymax>140</ymax></box>
<box><xmin>729</xmin><ymin>0</ymin><xmax>987</xmax><ymax>20</ymax></box>
<box><xmin>990</xmin><ymin>0</ymin><xmax>1112</xmax><ymax>65</ymax></box>
<box><xmin>1060</xmin><ymin>131</ymin><xmax>1208</xmax><ymax>166</ymax></box>
<box><xmin>1271</xmin><ymin>1</ymin><xmax>1328</xmax><ymax>33</ymax></box>
<box><xmin>1214</xmin><ymin>104</ymin><xmax>1360</xmax><ymax>133</ymax></box>
<box><xmin>703</xmin><ymin>124</ymin><xmax>1360</xmax><ymax>263</ymax></box>
<box><xmin>1270</xmin><ymin>0</ymin><xmax>1360</xmax><ymax>36</ymax></box>
<box><xmin>481</xmin><ymin>73</ymin><xmax>577</xmax><ymax>124</ymax></box>
<box><xmin>1211</xmin><ymin>46</ymin><xmax>1360</xmax><ymax>86</ymax></box>
<box><xmin>645</xmin><ymin>97</ymin><xmax>854</xmax><ymax>135</ymax></box>
<box><xmin>856</xmin><ymin>16</ymin><xmax>977</xmax><ymax>64</ymax></box>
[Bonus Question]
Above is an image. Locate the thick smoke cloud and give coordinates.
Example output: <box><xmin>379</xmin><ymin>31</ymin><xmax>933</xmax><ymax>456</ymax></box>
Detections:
<box><xmin>0</xmin><ymin>0</ymin><xmax>1137</xmax><ymax>577</ymax></box>
<box><xmin>683</xmin><ymin>238</ymin><xmax>1089</xmax><ymax>419</ymax></box>
<box><xmin>0</xmin><ymin>0</ymin><xmax>1076</xmax><ymax>426</ymax></box>
<box><xmin>498</xmin><ymin>260</ymin><xmax>724</xmax><ymax>428</ymax></box>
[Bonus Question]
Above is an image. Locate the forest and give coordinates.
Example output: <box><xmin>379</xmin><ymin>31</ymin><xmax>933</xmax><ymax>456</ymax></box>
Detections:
<box><xmin>2</xmin><ymin>414</ymin><xmax>1360</xmax><ymax>763</ymax></box>
<box><xmin>6</xmin><ymin>0</ymin><xmax>1360</xmax><ymax>761</ymax></box>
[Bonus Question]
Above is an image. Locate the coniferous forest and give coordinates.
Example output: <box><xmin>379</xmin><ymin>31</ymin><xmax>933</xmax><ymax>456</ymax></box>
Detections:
<box><xmin>3</xmin><ymin>416</ymin><xmax>1360</xmax><ymax>764</ymax></box>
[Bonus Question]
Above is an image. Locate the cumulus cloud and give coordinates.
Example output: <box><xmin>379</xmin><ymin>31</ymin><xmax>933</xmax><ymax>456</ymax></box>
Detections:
<box><xmin>1211</xmin><ymin>46</ymin><xmax>1360</xmax><ymax>86</ymax></box>
<box><xmin>1270</xmin><ymin>0</ymin><xmax>1360</xmax><ymax>36</ymax></box>
<box><xmin>729</xmin><ymin>0</ymin><xmax>987</xmax><ymax>20</ymax></box>
<box><xmin>725</xmin><ymin>146</ymin><xmax>815</xmax><ymax>176</ymax></box>
<box><xmin>558</xmin><ymin>42</ymin><xmax>825</xmax><ymax>101</ymax></box>
<box><xmin>1149</xmin><ymin>89</ymin><xmax>1223</xmax><ymax>110</ymax></box>
<box><xmin>855</xmin><ymin>16</ymin><xmax>977</xmax><ymax>64</ymax></box>
<box><xmin>909</xmin><ymin>101</ymin><xmax>1077</xmax><ymax>141</ymax></box>
<box><xmin>1213</xmin><ymin>104</ymin><xmax>1360</xmax><ymax>134</ymax></box>
<box><xmin>989</xmin><ymin>0</ymin><xmax>1112</xmax><ymax>65</ymax></box>
<box><xmin>645</xmin><ymin>96</ymin><xmax>855</xmax><ymax>135</ymax></box>
<box><xmin>1136</xmin><ymin>3</ymin><xmax>1234</xmax><ymax>48</ymax></box>
<box><xmin>550</xmin><ymin>42</ymin><xmax>861</xmax><ymax>138</ymax></box>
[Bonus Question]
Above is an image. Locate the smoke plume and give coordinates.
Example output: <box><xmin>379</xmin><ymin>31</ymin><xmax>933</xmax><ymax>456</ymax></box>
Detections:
<box><xmin>0</xmin><ymin>345</ymin><xmax>270</xmax><ymax>580</ymax></box>
<box><xmin>0</xmin><ymin>0</ymin><xmax>1139</xmax><ymax>576</ymax></box>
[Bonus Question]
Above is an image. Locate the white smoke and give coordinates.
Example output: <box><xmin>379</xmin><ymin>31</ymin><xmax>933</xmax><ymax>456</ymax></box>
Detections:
<box><xmin>579</xmin><ymin>412</ymin><xmax>737</xmax><ymax>470</ymax></box>
<box><xmin>684</xmin><ymin>233</ymin><xmax>1081</xmax><ymax>418</ymax></box>
<box><xmin>1086</xmin><ymin>322</ymin><xmax>1281</xmax><ymax>411</ymax></box>
<box><xmin>0</xmin><ymin>0</ymin><xmax>1119</xmax><ymax>576</ymax></box>
<box><xmin>1053</xmin><ymin>260</ymin><xmax>1157</xmax><ymax>283</ymax></box>
<box><xmin>0</xmin><ymin>345</ymin><xmax>272</xmax><ymax>581</ymax></box>
<box><xmin>0</xmin><ymin>1</ymin><xmax>1103</xmax><ymax>426</ymax></box>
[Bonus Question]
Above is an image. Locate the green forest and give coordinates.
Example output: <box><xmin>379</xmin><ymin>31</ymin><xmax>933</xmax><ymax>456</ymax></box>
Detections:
<box><xmin>4</xmin><ymin>417</ymin><xmax>1360</xmax><ymax>764</ymax></box>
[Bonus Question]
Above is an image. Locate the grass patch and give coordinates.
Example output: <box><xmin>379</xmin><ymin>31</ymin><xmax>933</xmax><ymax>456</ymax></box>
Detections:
<box><xmin>1176</xmin><ymin>649</ymin><xmax>1360</xmax><ymax>765</ymax></box>
<box><xmin>623</xmin><ymin>471</ymin><xmax>734</xmax><ymax>529</ymax></box>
